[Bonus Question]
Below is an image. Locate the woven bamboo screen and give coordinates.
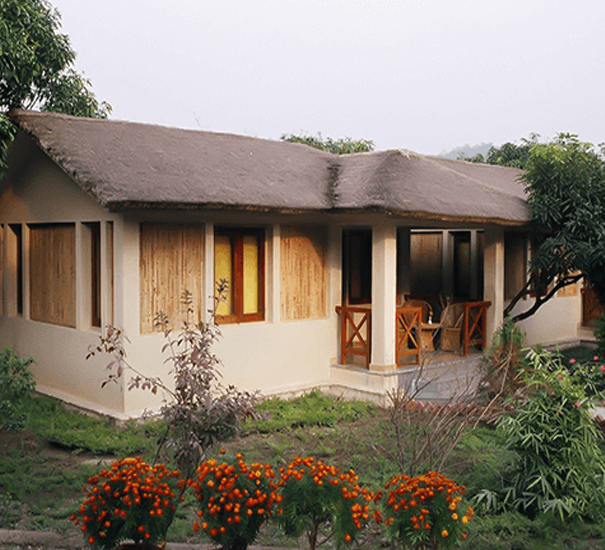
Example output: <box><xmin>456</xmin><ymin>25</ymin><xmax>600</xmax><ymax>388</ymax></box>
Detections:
<box><xmin>280</xmin><ymin>225</ymin><xmax>327</xmax><ymax>320</ymax></box>
<box><xmin>139</xmin><ymin>223</ymin><xmax>204</xmax><ymax>333</ymax></box>
<box><xmin>29</xmin><ymin>223</ymin><xmax>76</xmax><ymax>327</ymax></box>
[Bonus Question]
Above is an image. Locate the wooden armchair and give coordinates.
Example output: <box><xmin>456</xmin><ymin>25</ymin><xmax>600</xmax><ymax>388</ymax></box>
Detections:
<box><xmin>438</xmin><ymin>302</ymin><xmax>465</xmax><ymax>352</ymax></box>
<box><xmin>402</xmin><ymin>299</ymin><xmax>433</xmax><ymax>323</ymax></box>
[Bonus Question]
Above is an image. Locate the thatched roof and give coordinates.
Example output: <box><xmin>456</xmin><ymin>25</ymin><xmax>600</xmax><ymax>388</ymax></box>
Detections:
<box><xmin>8</xmin><ymin>110</ymin><xmax>530</xmax><ymax>224</ymax></box>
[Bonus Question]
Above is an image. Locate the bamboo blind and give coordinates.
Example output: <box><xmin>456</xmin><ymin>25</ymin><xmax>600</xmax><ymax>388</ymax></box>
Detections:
<box><xmin>29</xmin><ymin>223</ymin><xmax>76</xmax><ymax>327</ymax></box>
<box><xmin>280</xmin><ymin>225</ymin><xmax>327</xmax><ymax>320</ymax></box>
<box><xmin>139</xmin><ymin>223</ymin><xmax>204</xmax><ymax>333</ymax></box>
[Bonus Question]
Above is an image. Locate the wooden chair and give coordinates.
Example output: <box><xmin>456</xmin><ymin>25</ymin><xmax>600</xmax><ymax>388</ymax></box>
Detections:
<box><xmin>402</xmin><ymin>299</ymin><xmax>433</xmax><ymax>323</ymax></box>
<box><xmin>438</xmin><ymin>302</ymin><xmax>465</xmax><ymax>352</ymax></box>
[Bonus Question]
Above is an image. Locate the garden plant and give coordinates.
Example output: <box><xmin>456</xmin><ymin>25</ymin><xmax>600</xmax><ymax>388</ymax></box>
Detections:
<box><xmin>276</xmin><ymin>456</ymin><xmax>376</xmax><ymax>550</ymax></box>
<box><xmin>190</xmin><ymin>452</ymin><xmax>277</xmax><ymax>550</ymax></box>
<box><xmin>0</xmin><ymin>346</ymin><xmax>35</xmax><ymax>432</ymax></box>
<box><xmin>496</xmin><ymin>347</ymin><xmax>605</xmax><ymax>520</ymax></box>
<box><xmin>71</xmin><ymin>457</ymin><xmax>183</xmax><ymax>550</ymax></box>
<box><xmin>382</xmin><ymin>471</ymin><xmax>473</xmax><ymax>550</ymax></box>
<box><xmin>87</xmin><ymin>287</ymin><xmax>259</xmax><ymax>479</ymax></box>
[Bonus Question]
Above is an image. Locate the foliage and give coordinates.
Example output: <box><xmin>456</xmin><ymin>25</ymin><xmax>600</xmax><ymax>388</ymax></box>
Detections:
<box><xmin>463</xmin><ymin>135</ymin><xmax>540</xmax><ymax>168</ymax></box>
<box><xmin>504</xmin><ymin>134</ymin><xmax>605</xmax><ymax>320</ymax></box>
<box><xmin>0</xmin><ymin>346</ymin><xmax>36</xmax><ymax>432</ymax></box>
<box><xmin>17</xmin><ymin>393</ymin><xmax>161</xmax><ymax>457</ymax></box>
<box><xmin>382</xmin><ymin>363</ymin><xmax>481</xmax><ymax>476</ymax></box>
<box><xmin>382</xmin><ymin>471</ymin><xmax>473</xmax><ymax>549</ymax></box>
<box><xmin>555</xmin><ymin>347</ymin><xmax>605</xmax><ymax>399</ymax></box>
<box><xmin>243</xmin><ymin>389</ymin><xmax>373</xmax><ymax>434</ymax></box>
<box><xmin>276</xmin><ymin>456</ymin><xmax>375</xmax><ymax>550</ymax></box>
<box><xmin>190</xmin><ymin>452</ymin><xmax>277</xmax><ymax>550</ymax></box>
<box><xmin>597</xmin><ymin>313</ymin><xmax>605</xmax><ymax>361</ymax></box>
<box><xmin>477</xmin><ymin>318</ymin><xmax>528</xmax><ymax>408</ymax></box>
<box><xmin>280</xmin><ymin>132</ymin><xmax>374</xmax><ymax>154</ymax></box>
<box><xmin>88</xmin><ymin>289</ymin><xmax>260</xmax><ymax>479</ymax></box>
<box><xmin>498</xmin><ymin>347</ymin><xmax>605</xmax><ymax>521</ymax></box>
<box><xmin>71</xmin><ymin>457</ymin><xmax>183</xmax><ymax>549</ymax></box>
<box><xmin>0</xmin><ymin>0</ymin><xmax>111</xmax><ymax>169</ymax></box>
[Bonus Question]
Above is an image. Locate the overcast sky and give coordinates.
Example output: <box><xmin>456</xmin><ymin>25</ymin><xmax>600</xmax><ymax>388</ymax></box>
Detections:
<box><xmin>50</xmin><ymin>0</ymin><xmax>605</xmax><ymax>156</ymax></box>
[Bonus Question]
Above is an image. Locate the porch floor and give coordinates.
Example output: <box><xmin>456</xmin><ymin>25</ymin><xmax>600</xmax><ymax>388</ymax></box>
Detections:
<box><xmin>328</xmin><ymin>351</ymin><xmax>483</xmax><ymax>405</ymax></box>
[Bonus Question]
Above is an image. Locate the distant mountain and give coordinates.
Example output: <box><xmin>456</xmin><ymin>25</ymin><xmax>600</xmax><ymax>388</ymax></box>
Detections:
<box><xmin>439</xmin><ymin>142</ymin><xmax>493</xmax><ymax>160</ymax></box>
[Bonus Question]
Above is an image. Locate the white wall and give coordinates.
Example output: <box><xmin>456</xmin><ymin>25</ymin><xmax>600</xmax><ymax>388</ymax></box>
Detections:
<box><xmin>512</xmin><ymin>293</ymin><xmax>583</xmax><ymax>347</ymax></box>
<box><xmin>0</xmin><ymin>147</ymin><xmax>126</xmax><ymax>415</ymax></box>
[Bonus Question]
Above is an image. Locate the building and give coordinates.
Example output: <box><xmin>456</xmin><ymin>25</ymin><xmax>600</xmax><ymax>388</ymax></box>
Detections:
<box><xmin>0</xmin><ymin>110</ymin><xmax>584</xmax><ymax>417</ymax></box>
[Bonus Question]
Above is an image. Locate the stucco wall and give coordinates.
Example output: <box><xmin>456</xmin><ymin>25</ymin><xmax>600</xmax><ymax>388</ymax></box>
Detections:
<box><xmin>0</xmin><ymin>147</ymin><xmax>125</xmax><ymax>415</ymax></box>
<box><xmin>512</xmin><ymin>292</ymin><xmax>583</xmax><ymax>347</ymax></box>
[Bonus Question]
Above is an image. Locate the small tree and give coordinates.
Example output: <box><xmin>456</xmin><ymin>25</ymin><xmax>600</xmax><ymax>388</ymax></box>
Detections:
<box><xmin>87</xmin><ymin>287</ymin><xmax>259</xmax><ymax>479</ymax></box>
<box><xmin>500</xmin><ymin>134</ymin><xmax>605</xmax><ymax>321</ymax></box>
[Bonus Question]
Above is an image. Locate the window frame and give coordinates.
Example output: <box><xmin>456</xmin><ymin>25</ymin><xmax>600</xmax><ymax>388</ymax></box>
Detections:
<box><xmin>214</xmin><ymin>227</ymin><xmax>265</xmax><ymax>324</ymax></box>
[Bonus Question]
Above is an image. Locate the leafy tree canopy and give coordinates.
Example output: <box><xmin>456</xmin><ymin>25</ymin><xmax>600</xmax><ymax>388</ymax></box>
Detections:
<box><xmin>281</xmin><ymin>132</ymin><xmax>374</xmax><ymax>155</ymax></box>
<box><xmin>505</xmin><ymin>134</ymin><xmax>605</xmax><ymax>320</ymax></box>
<box><xmin>0</xmin><ymin>0</ymin><xmax>111</xmax><ymax>169</ymax></box>
<box><xmin>460</xmin><ymin>134</ymin><xmax>540</xmax><ymax>168</ymax></box>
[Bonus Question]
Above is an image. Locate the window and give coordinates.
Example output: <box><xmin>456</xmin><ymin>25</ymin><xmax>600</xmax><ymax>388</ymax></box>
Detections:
<box><xmin>505</xmin><ymin>232</ymin><xmax>528</xmax><ymax>301</ymax></box>
<box><xmin>29</xmin><ymin>223</ymin><xmax>76</xmax><ymax>327</ymax></box>
<box><xmin>214</xmin><ymin>227</ymin><xmax>265</xmax><ymax>323</ymax></box>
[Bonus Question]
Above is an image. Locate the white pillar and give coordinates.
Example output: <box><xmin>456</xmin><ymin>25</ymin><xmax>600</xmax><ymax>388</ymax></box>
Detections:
<box><xmin>370</xmin><ymin>224</ymin><xmax>398</xmax><ymax>370</ymax></box>
<box><xmin>484</xmin><ymin>225</ymin><xmax>505</xmax><ymax>344</ymax></box>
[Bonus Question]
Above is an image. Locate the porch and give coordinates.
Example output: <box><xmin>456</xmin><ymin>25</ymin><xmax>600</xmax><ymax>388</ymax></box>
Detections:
<box><xmin>335</xmin><ymin>300</ymin><xmax>491</xmax><ymax>369</ymax></box>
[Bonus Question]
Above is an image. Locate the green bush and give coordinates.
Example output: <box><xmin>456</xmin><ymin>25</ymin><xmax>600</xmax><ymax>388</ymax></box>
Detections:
<box><xmin>596</xmin><ymin>312</ymin><xmax>605</xmax><ymax>361</ymax></box>
<box><xmin>498</xmin><ymin>347</ymin><xmax>605</xmax><ymax>520</ymax></box>
<box><xmin>0</xmin><ymin>346</ymin><xmax>35</xmax><ymax>432</ymax></box>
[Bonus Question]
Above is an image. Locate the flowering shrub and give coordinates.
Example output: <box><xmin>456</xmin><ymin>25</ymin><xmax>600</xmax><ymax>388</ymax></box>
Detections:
<box><xmin>499</xmin><ymin>347</ymin><xmax>605</xmax><ymax>520</ymax></box>
<box><xmin>382</xmin><ymin>471</ymin><xmax>473</xmax><ymax>549</ymax></box>
<box><xmin>71</xmin><ymin>457</ymin><xmax>183</xmax><ymax>549</ymax></box>
<box><xmin>190</xmin><ymin>452</ymin><xmax>277</xmax><ymax>550</ymax></box>
<box><xmin>559</xmin><ymin>349</ymin><xmax>605</xmax><ymax>399</ymax></box>
<box><xmin>277</xmin><ymin>456</ymin><xmax>375</xmax><ymax>550</ymax></box>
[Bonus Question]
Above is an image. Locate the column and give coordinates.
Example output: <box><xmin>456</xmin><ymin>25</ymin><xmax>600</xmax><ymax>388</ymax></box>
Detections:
<box><xmin>370</xmin><ymin>224</ymin><xmax>398</xmax><ymax>371</ymax></box>
<box><xmin>483</xmin><ymin>224</ymin><xmax>505</xmax><ymax>344</ymax></box>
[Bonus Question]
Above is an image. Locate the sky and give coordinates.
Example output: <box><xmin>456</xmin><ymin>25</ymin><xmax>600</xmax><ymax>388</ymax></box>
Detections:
<box><xmin>50</xmin><ymin>0</ymin><xmax>605</xmax><ymax>156</ymax></box>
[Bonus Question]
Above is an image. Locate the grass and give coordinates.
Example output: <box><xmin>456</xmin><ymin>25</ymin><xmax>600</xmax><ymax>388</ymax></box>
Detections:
<box><xmin>3</xmin><ymin>382</ymin><xmax>605</xmax><ymax>549</ymax></box>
